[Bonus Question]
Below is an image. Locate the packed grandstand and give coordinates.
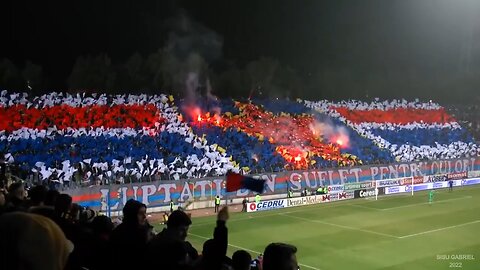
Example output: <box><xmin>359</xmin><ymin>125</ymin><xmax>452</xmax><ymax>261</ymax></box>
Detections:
<box><xmin>1</xmin><ymin>90</ymin><xmax>479</xmax><ymax>187</ymax></box>
<box><xmin>1</xmin><ymin>90</ymin><xmax>480</xmax><ymax>270</ymax></box>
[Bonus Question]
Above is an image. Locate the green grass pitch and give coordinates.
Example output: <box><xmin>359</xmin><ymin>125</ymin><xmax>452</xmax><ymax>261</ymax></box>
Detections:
<box><xmin>154</xmin><ymin>185</ymin><xmax>480</xmax><ymax>270</ymax></box>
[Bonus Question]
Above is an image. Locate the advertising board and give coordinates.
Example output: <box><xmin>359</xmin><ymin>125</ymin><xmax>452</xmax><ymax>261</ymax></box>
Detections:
<box><xmin>287</xmin><ymin>196</ymin><xmax>323</xmax><ymax>207</ymax></box>
<box><xmin>344</xmin><ymin>181</ymin><xmax>374</xmax><ymax>191</ymax></box>
<box><xmin>447</xmin><ymin>172</ymin><xmax>467</xmax><ymax>180</ymax></box>
<box><xmin>354</xmin><ymin>189</ymin><xmax>376</xmax><ymax>198</ymax></box>
<box><xmin>428</xmin><ymin>174</ymin><xmax>447</xmax><ymax>182</ymax></box>
<box><xmin>468</xmin><ymin>171</ymin><xmax>480</xmax><ymax>178</ymax></box>
<box><xmin>400</xmin><ymin>176</ymin><xmax>425</xmax><ymax>186</ymax></box>
<box><xmin>377</xmin><ymin>179</ymin><xmax>401</xmax><ymax>187</ymax></box>
<box><xmin>385</xmin><ymin>185</ymin><xmax>406</xmax><ymax>194</ymax></box>
<box><xmin>336</xmin><ymin>191</ymin><xmax>355</xmax><ymax>201</ymax></box>
<box><xmin>247</xmin><ymin>199</ymin><xmax>286</xmax><ymax>212</ymax></box>
<box><xmin>327</xmin><ymin>185</ymin><xmax>345</xmax><ymax>194</ymax></box>
<box><xmin>462</xmin><ymin>178</ymin><xmax>480</xmax><ymax>186</ymax></box>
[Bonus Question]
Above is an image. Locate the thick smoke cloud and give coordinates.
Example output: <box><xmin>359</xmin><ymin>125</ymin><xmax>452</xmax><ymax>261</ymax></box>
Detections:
<box><xmin>162</xmin><ymin>9</ymin><xmax>223</xmax><ymax>104</ymax></box>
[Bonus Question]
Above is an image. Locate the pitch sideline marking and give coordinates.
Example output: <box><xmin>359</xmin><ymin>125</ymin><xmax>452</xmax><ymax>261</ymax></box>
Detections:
<box><xmin>188</xmin><ymin>232</ymin><xmax>321</xmax><ymax>270</ymax></box>
<box><xmin>398</xmin><ymin>219</ymin><xmax>480</xmax><ymax>239</ymax></box>
<box><xmin>348</xmin><ymin>204</ymin><xmax>380</xmax><ymax>211</ymax></box>
<box><xmin>190</xmin><ymin>199</ymin><xmax>364</xmax><ymax>227</ymax></box>
<box><xmin>348</xmin><ymin>195</ymin><xmax>473</xmax><ymax>211</ymax></box>
<box><xmin>379</xmin><ymin>195</ymin><xmax>472</xmax><ymax>211</ymax></box>
<box><xmin>190</xmin><ymin>191</ymin><xmax>475</xmax><ymax>227</ymax></box>
<box><xmin>280</xmin><ymin>213</ymin><xmax>400</xmax><ymax>239</ymax></box>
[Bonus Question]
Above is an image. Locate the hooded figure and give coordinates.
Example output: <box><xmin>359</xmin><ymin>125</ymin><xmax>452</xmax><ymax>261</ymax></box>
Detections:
<box><xmin>109</xmin><ymin>199</ymin><xmax>149</xmax><ymax>270</ymax></box>
<box><xmin>80</xmin><ymin>215</ymin><xmax>114</xmax><ymax>270</ymax></box>
<box><xmin>147</xmin><ymin>210</ymin><xmax>198</xmax><ymax>269</ymax></box>
<box><xmin>0</xmin><ymin>212</ymin><xmax>73</xmax><ymax>270</ymax></box>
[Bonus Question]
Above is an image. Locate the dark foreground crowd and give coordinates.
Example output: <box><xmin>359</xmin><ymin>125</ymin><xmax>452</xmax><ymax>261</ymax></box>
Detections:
<box><xmin>0</xmin><ymin>182</ymin><xmax>300</xmax><ymax>270</ymax></box>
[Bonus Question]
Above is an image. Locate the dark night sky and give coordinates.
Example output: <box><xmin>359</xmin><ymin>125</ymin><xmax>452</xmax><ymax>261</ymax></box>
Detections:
<box><xmin>1</xmin><ymin>0</ymin><xmax>480</xmax><ymax>101</ymax></box>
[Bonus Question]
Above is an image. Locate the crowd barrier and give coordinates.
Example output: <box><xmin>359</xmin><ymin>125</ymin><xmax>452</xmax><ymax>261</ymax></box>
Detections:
<box><xmin>246</xmin><ymin>174</ymin><xmax>480</xmax><ymax>213</ymax></box>
<box><xmin>66</xmin><ymin>157</ymin><xmax>480</xmax><ymax>213</ymax></box>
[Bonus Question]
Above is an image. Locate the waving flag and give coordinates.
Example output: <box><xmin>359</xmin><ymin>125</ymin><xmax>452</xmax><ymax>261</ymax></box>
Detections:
<box><xmin>226</xmin><ymin>171</ymin><xmax>265</xmax><ymax>193</ymax></box>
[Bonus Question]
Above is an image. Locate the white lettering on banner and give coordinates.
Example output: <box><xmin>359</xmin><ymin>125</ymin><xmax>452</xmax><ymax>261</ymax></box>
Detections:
<box><xmin>302</xmin><ymin>172</ymin><xmax>318</xmax><ymax>189</ymax></box>
<box><xmin>158</xmin><ymin>184</ymin><xmax>176</xmax><ymax>203</ymax></box>
<box><xmin>289</xmin><ymin>173</ymin><xmax>302</xmax><ymax>186</ymax></box>
<box><xmin>213</xmin><ymin>179</ymin><xmax>224</xmax><ymax>198</ymax></box>
<box><xmin>289</xmin><ymin>173</ymin><xmax>302</xmax><ymax>190</ymax></box>
<box><xmin>455</xmin><ymin>160</ymin><xmax>463</xmax><ymax>172</ymax></box>
<box><xmin>141</xmin><ymin>185</ymin><xmax>156</xmax><ymax>206</ymax></box>
<box><xmin>370</xmin><ymin>166</ymin><xmax>379</xmax><ymax>180</ymax></box>
<box><xmin>180</xmin><ymin>182</ymin><xmax>193</xmax><ymax>202</ymax></box>
<box><xmin>132</xmin><ymin>186</ymin><xmax>140</xmax><ymax>201</ymax></box>
<box><xmin>359</xmin><ymin>190</ymin><xmax>375</xmax><ymax>198</ymax></box>
<box><xmin>194</xmin><ymin>180</ymin><xmax>210</xmax><ymax>199</ymax></box>
<box><xmin>68</xmin><ymin>157</ymin><xmax>480</xmax><ymax>213</ymax></box>
<box><xmin>327</xmin><ymin>170</ymin><xmax>335</xmax><ymax>185</ymax></box>
<box><xmin>338</xmin><ymin>169</ymin><xmax>349</xmax><ymax>183</ymax></box>
<box><xmin>350</xmin><ymin>168</ymin><xmax>362</xmax><ymax>182</ymax></box>
<box><xmin>316</xmin><ymin>171</ymin><xmax>328</xmax><ymax>186</ymax></box>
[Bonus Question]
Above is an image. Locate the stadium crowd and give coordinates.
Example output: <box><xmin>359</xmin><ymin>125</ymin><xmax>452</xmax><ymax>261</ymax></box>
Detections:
<box><xmin>1</xmin><ymin>91</ymin><xmax>238</xmax><ymax>186</ymax></box>
<box><xmin>446</xmin><ymin>103</ymin><xmax>480</xmax><ymax>142</ymax></box>
<box><xmin>303</xmin><ymin>99</ymin><xmax>479</xmax><ymax>162</ymax></box>
<box><xmin>1</xmin><ymin>91</ymin><xmax>479</xmax><ymax>188</ymax></box>
<box><xmin>0</xmin><ymin>182</ymin><xmax>299</xmax><ymax>270</ymax></box>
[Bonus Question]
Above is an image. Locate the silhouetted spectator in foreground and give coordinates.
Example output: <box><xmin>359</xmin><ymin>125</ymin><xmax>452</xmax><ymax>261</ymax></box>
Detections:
<box><xmin>232</xmin><ymin>250</ymin><xmax>252</xmax><ymax>270</ymax></box>
<box><xmin>193</xmin><ymin>206</ymin><xmax>231</xmax><ymax>270</ymax></box>
<box><xmin>27</xmin><ymin>185</ymin><xmax>47</xmax><ymax>210</ymax></box>
<box><xmin>28</xmin><ymin>185</ymin><xmax>56</xmax><ymax>220</ymax></box>
<box><xmin>82</xmin><ymin>215</ymin><xmax>114</xmax><ymax>270</ymax></box>
<box><xmin>262</xmin><ymin>243</ymin><xmax>299</xmax><ymax>270</ymax></box>
<box><xmin>148</xmin><ymin>209</ymin><xmax>198</xmax><ymax>265</ymax></box>
<box><xmin>0</xmin><ymin>189</ymin><xmax>6</xmax><ymax>216</ymax></box>
<box><xmin>0</xmin><ymin>212</ymin><xmax>73</xmax><ymax>270</ymax></box>
<box><xmin>109</xmin><ymin>199</ymin><xmax>150</xmax><ymax>270</ymax></box>
<box><xmin>44</xmin><ymin>189</ymin><xmax>60</xmax><ymax>207</ymax></box>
